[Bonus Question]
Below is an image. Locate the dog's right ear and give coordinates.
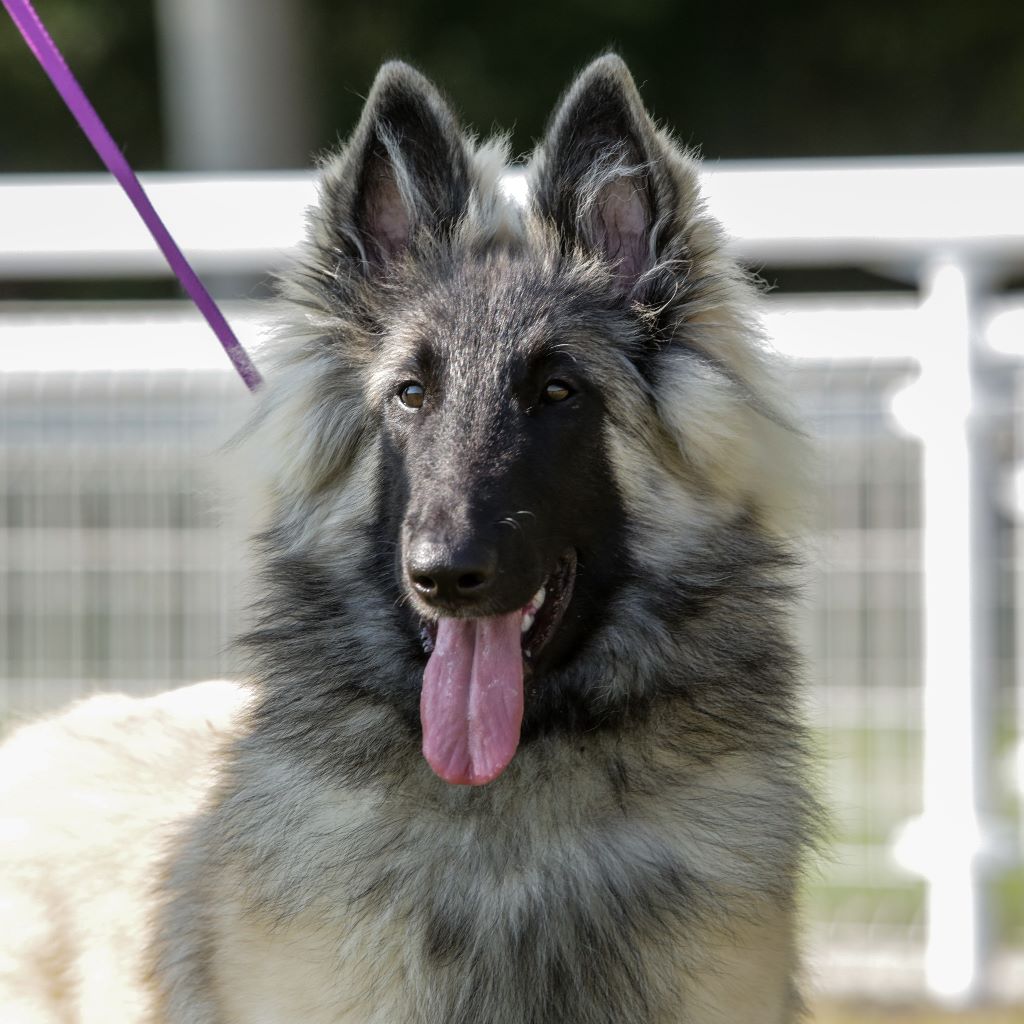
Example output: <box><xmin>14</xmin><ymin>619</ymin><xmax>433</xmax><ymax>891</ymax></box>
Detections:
<box><xmin>321</xmin><ymin>62</ymin><xmax>472</xmax><ymax>271</ymax></box>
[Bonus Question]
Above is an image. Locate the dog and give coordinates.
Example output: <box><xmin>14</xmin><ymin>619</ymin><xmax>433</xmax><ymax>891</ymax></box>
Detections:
<box><xmin>0</xmin><ymin>55</ymin><xmax>816</xmax><ymax>1023</ymax></box>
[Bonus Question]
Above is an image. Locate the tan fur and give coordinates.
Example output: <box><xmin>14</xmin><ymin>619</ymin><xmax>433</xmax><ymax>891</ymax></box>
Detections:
<box><xmin>684</xmin><ymin>909</ymin><xmax>800</xmax><ymax>1024</ymax></box>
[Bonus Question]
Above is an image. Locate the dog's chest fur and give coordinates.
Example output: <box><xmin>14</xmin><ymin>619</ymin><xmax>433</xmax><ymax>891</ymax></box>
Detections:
<box><xmin>158</xmin><ymin>711</ymin><xmax>803</xmax><ymax>1024</ymax></box>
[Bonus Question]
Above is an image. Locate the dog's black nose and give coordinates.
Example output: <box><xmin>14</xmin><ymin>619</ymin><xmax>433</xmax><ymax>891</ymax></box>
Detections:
<box><xmin>406</xmin><ymin>538</ymin><xmax>499</xmax><ymax>606</ymax></box>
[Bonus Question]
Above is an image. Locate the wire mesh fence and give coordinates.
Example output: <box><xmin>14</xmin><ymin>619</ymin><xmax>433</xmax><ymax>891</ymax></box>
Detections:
<box><xmin>0</xmin><ymin>369</ymin><xmax>250</xmax><ymax>718</ymax></box>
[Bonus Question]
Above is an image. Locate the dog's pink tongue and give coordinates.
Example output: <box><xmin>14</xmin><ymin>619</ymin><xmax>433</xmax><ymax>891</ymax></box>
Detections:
<box><xmin>421</xmin><ymin>613</ymin><xmax>524</xmax><ymax>786</ymax></box>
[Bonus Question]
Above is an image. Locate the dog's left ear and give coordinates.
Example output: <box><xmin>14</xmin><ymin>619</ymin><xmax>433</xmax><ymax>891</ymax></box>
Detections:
<box><xmin>531</xmin><ymin>55</ymin><xmax>673</xmax><ymax>291</ymax></box>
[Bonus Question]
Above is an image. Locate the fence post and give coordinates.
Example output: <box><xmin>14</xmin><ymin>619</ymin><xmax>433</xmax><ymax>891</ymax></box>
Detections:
<box><xmin>154</xmin><ymin>0</ymin><xmax>314</xmax><ymax>171</ymax></box>
<box><xmin>915</xmin><ymin>256</ymin><xmax>993</xmax><ymax>1004</ymax></box>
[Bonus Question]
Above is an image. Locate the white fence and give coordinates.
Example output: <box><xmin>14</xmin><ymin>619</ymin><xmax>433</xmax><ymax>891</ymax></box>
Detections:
<box><xmin>1</xmin><ymin>160</ymin><xmax>1023</xmax><ymax>1007</ymax></box>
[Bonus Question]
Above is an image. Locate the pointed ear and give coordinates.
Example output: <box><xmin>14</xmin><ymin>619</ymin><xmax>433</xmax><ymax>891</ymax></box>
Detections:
<box><xmin>531</xmin><ymin>55</ymin><xmax>671</xmax><ymax>290</ymax></box>
<box><xmin>322</xmin><ymin>62</ymin><xmax>472</xmax><ymax>271</ymax></box>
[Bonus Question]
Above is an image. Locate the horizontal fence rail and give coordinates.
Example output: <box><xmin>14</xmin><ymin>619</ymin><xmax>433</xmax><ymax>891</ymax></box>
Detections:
<box><xmin>2</xmin><ymin>158</ymin><xmax>1024</xmax><ymax>277</ymax></box>
<box><xmin>0</xmin><ymin>295</ymin><xmax>1021</xmax><ymax>370</ymax></box>
<box><xmin>1</xmin><ymin>160</ymin><xmax>1023</xmax><ymax>1007</ymax></box>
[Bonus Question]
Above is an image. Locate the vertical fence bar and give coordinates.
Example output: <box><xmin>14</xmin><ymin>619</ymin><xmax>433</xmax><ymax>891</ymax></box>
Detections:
<box><xmin>154</xmin><ymin>0</ymin><xmax>314</xmax><ymax>172</ymax></box>
<box><xmin>917</xmin><ymin>256</ymin><xmax>991</xmax><ymax>1004</ymax></box>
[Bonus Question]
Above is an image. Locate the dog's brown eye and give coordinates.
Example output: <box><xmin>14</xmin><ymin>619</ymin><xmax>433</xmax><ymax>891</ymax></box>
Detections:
<box><xmin>399</xmin><ymin>383</ymin><xmax>425</xmax><ymax>409</ymax></box>
<box><xmin>543</xmin><ymin>380</ymin><xmax>572</xmax><ymax>403</ymax></box>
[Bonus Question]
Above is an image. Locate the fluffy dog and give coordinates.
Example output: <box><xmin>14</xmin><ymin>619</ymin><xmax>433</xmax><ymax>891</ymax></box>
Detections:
<box><xmin>0</xmin><ymin>56</ymin><xmax>815</xmax><ymax>1023</ymax></box>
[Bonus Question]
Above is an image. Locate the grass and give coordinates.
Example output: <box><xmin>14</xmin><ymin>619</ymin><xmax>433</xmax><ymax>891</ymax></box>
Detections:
<box><xmin>814</xmin><ymin>1003</ymin><xmax>1024</xmax><ymax>1023</ymax></box>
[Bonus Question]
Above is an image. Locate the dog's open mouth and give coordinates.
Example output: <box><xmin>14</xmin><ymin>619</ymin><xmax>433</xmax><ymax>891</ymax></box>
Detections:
<box><xmin>418</xmin><ymin>551</ymin><xmax>576</xmax><ymax>787</ymax></box>
<box><xmin>418</xmin><ymin>551</ymin><xmax>576</xmax><ymax>663</ymax></box>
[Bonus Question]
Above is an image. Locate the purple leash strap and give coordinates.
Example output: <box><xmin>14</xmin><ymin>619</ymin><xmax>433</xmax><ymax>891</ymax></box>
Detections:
<box><xmin>2</xmin><ymin>0</ymin><xmax>263</xmax><ymax>391</ymax></box>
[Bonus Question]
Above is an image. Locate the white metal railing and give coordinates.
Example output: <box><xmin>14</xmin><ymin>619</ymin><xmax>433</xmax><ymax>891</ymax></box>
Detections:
<box><xmin>2</xmin><ymin>161</ymin><xmax>1024</xmax><ymax>1006</ymax></box>
<box><xmin>2</xmin><ymin>158</ymin><xmax>1024</xmax><ymax>277</ymax></box>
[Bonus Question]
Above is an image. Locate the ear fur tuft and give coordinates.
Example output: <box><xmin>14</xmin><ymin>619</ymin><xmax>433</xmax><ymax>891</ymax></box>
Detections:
<box><xmin>529</xmin><ymin>55</ymin><xmax>671</xmax><ymax>290</ymax></box>
<box><xmin>318</xmin><ymin>61</ymin><xmax>473</xmax><ymax>272</ymax></box>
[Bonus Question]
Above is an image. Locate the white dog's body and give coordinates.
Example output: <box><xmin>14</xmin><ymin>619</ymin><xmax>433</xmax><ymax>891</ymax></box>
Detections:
<box><xmin>0</xmin><ymin>684</ymin><xmax>244</xmax><ymax>1023</ymax></box>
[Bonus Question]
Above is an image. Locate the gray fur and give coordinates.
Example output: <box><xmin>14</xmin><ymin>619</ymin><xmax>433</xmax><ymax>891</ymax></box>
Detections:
<box><xmin>0</xmin><ymin>57</ymin><xmax>817</xmax><ymax>1024</ymax></box>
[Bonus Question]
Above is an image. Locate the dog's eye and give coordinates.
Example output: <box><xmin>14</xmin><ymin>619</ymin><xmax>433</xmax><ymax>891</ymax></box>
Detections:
<box><xmin>543</xmin><ymin>380</ymin><xmax>573</xmax><ymax>403</ymax></box>
<box><xmin>398</xmin><ymin>383</ymin><xmax>425</xmax><ymax>409</ymax></box>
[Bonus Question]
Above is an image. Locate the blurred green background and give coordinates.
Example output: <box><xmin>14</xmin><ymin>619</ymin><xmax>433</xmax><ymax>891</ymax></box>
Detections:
<box><xmin>2</xmin><ymin>0</ymin><xmax>1024</xmax><ymax>173</ymax></box>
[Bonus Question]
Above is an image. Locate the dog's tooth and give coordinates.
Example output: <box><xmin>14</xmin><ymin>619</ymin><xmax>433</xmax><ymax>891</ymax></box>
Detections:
<box><xmin>532</xmin><ymin>586</ymin><xmax>546</xmax><ymax>610</ymax></box>
<box><xmin>521</xmin><ymin>612</ymin><xmax>535</xmax><ymax>634</ymax></box>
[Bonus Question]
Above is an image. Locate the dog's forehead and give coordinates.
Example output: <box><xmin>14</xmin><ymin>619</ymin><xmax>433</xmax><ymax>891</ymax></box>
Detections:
<box><xmin>392</xmin><ymin>254</ymin><xmax>605</xmax><ymax>370</ymax></box>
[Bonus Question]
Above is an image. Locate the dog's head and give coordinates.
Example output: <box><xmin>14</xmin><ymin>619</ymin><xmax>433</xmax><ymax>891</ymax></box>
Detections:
<box><xmin>251</xmin><ymin>57</ymin><xmax>803</xmax><ymax>786</ymax></box>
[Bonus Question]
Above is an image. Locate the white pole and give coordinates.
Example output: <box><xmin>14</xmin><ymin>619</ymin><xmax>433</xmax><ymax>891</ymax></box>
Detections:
<box><xmin>154</xmin><ymin>0</ymin><xmax>314</xmax><ymax>171</ymax></box>
<box><xmin>916</xmin><ymin>256</ymin><xmax>990</xmax><ymax>1004</ymax></box>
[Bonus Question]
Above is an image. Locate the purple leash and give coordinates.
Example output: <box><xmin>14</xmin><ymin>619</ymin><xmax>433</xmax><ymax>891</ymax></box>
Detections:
<box><xmin>2</xmin><ymin>0</ymin><xmax>263</xmax><ymax>391</ymax></box>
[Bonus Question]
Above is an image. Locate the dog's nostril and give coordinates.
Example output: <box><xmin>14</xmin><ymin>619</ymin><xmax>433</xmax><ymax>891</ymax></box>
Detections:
<box><xmin>413</xmin><ymin>574</ymin><xmax>438</xmax><ymax>595</ymax></box>
<box><xmin>457</xmin><ymin>572</ymin><xmax>486</xmax><ymax>593</ymax></box>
